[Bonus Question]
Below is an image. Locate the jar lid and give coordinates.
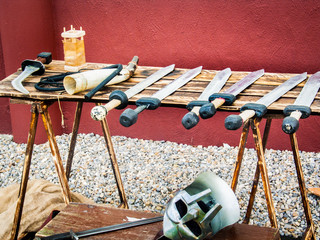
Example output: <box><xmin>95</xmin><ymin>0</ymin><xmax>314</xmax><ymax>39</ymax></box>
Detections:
<box><xmin>61</xmin><ymin>25</ymin><xmax>85</xmax><ymax>38</ymax></box>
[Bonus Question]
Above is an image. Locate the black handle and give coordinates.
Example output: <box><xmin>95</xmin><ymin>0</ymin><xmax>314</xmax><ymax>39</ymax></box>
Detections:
<box><xmin>282</xmin><ymin>116</ymin><xmax>300</xmax><ymax>134</ymax></box>
<box><xmin>182</xmin><ymin>112</ymin><xmax>200</xmax><ymax>129</ymax></box>
<box><xmin>224</xmin><ymin>115</ymin><xmax>243</xmax><ymax>130</ymax></box>
<box><xmin>199</xmin><ymin>102</ymin><xmax>217</xmax><ymax>119</ymax></box>
<box><xmin>84</xmin><ymin>64</ymin><xmax>123</xmax><ymax>99</ymax></box>
<box><xmin>119</xmin><ymin>105</ymin><xmax>147</xmax><ymax>127</ymax></box>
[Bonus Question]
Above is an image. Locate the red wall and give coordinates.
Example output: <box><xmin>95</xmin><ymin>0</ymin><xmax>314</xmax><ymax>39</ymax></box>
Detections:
<box><xmin>0</xmin><ymin>0</ymin><xmax>320</xmax><ymax>151</ymax></box>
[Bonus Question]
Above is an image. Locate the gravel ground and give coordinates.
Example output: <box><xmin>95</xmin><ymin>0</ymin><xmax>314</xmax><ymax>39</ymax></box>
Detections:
<box><xmin>0</xmin><ymin>133</ymin><xmax>319</xmax><ymax>239</ymax></box>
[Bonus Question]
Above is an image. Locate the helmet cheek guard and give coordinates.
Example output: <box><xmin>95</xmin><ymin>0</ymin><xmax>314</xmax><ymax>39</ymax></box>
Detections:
<box><xmin>161</xmin><ymin>172</ymin><xmax>240</xmax><ymax>240</ymax></box>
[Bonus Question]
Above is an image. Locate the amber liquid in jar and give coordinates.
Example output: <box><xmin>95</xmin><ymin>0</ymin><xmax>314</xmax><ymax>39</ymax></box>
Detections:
<box><xmin>63</xmin><ymin>38</ymin><xmax>86</xmax><ymax>67</ymax></box>
<box><xmin>62</xmin><ymin>26</ymin><xmax>86</xmax><ymax>71</ymax></box>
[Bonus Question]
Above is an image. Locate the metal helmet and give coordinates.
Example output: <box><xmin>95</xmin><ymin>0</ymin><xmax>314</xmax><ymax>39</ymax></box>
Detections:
<box><xmin>161</xmin><ymin>172</ymin><xmax>240</xmax><ymax>240</ymax></box>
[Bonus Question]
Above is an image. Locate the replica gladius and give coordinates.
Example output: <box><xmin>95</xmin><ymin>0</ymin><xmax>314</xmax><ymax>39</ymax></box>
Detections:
<box><xmin>225</xmin><ymin>72</ymin><xmax>308</xmax><ymax>130</ymax></box>
<box><xmin>119</xmin><ymin>66</ymin><xmax>202</xmax><ymax>127</ymax></box>
<box><xmin>181</xmin><ymin>68</ymin><xmax>232</xmax><ymax>129</ymax></box>
<box><xmin>199</xmin><ymin>69</ymin><xmax>265</xmax><ymax>120</ymax></box>
<box><xmin>282</xmin><ymin>71</ymin><xmax>320</xmax><ymax>134</ymax></box>
<box><xmin>91</xmin><ymin>64</ymin><xmax>175</xmax><ymax>121</ymax></box>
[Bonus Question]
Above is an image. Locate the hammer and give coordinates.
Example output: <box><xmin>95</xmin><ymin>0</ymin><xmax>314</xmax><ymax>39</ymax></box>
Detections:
<box><xmin>11</xmin><ymin>52</ymin><xmax>52</xmax><ymax>94</ymax></box>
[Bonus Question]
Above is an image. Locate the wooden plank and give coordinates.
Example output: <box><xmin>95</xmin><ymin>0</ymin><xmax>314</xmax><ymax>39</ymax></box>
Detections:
<box><xmin>211</xmin><ymin>223</ymin><xmax>280</xmax><ymax>240</ymax></box>
<box><xmin>0</xmin><ymin>60</ymin><xmax>319</xmax><ymax>113</ymax></box>
<box><xmin>36</xmin><ymin>203</ymin><xmax>162</xmax><ymax>239</ymax></box>
<box><xmin>36</xmin><ymin>203</ymin><xmax>280</xmax><ymax>240</ymax></box>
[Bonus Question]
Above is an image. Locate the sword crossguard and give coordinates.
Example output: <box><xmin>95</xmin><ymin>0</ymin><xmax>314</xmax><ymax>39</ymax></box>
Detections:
<box><xmin>136</xmin><ymin>97</ymin><xmax>161</xmax><ymax>110</ymax></box>
<box><xmin>208</xmin><ymin>93</ymin><xmax>236</xmax><ymax>105</ymax></box>
<box><xmin>109</xmin><ymin>90</ymin><xmax>129</xmax><ymax>109</ymax></box>
<box><xmin>239</xmin><ymin>103</ymin><xmax>267</xmax><ymax>118</ymax></box>
<box><xmin>283</xmin><ymin>105</ymin><xmax>311</xmax><ymax>119</ymax></box>
<box><xmin>186</xmin><ymin>100</ymin><xmax>208</xmax><ymax>111</ymax></box>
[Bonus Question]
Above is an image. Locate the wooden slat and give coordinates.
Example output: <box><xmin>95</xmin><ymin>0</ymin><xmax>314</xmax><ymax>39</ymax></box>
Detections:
<box><xmin>0</xmin><ymin>60</ymin><xmax>319</xmax><ymax>113</ymax></box>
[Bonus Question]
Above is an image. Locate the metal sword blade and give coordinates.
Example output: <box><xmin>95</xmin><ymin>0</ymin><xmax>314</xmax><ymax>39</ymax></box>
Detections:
<box><xmin>42</xmin><ymin>216</ymin><xmax>163</xmax><ymax>239</ymax></box>
<box><xmin>294</xmin><ymin>71</ymin><xmax>320</xmax><ymax>107</ymax></box>
<box><xmin>11</xmin><ymin>65</ymin><xmax>39</xmax><ymax>94</ymax></box>
<box><xmin>256</xmin><ymin>72</ymin><xmax>307</xmax><ymax>107</ymax></box>
<box><xmin>152</xmin><ymin>66</ymin><xmax>202</xmax><ymax>101</ymax></box>
<box><xmin>197</xmin><ymin>68</ymin><xmax>232</xmax><ymax>100</ymax></box>
<box><xmin>224</xmin><ymin>69</ymin><xmax>265</xmax><ymax>96</ymax></box>
<box><xmin>124</xmin><ymin>64</ymin><xmax>175</xmax><ymax>99</ymax></box>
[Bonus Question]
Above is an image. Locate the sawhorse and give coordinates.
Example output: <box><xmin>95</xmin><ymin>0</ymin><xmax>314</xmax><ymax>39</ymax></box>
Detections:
<box><xmin>64</xmin><ymin>102</ymin><xmax>128</xmax><ymax>209</ymax></box>
<box><xmin>10</xmin><ymin>100</ymin><xmax>71</xmax><ymax>240</ymax></box>
<box><xmin>10</xmin><ymin>100</ymin><xmax>128</xmax><ymax>240</ymax></box>
<box><xmin>231</xmin><ymin>116</ymin><xmax>316</xmax><ymax>239</ymax></box>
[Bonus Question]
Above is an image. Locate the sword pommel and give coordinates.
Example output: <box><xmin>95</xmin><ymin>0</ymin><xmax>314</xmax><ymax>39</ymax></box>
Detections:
<box><xmin>282</xmin><ymin>116</ymin><xmax>300</xmax><ymax>134</ymax></box>
<box><xmin>182</xmin><ymin>112</ymin><xmax>200</xmax><ymax>129</ymax></box>
<box><xmin>199</xmin><ymin>102</ymin><xmax>217</xmax><ymax>119</ymax></box>
<box><xmin>224</xmin><ymin>115</ymin><xmax>243</xmax><ymax>130</ymax></box>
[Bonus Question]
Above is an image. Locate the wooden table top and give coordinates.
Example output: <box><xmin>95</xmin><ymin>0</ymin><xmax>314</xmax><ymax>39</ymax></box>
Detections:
<box><xmin>1</xmin><ymin>60</ymin><xmax>319</xmax><ymax>114</ymax></box>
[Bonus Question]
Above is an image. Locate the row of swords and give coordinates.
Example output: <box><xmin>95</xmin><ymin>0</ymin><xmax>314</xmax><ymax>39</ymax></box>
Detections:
<box><xmin>91</xmin><ymin>65</ymin><xmax>320</xmax><ymax>134</ymax></box>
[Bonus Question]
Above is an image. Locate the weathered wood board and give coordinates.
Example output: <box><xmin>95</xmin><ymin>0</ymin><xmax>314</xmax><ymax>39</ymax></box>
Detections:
<box><xmin>0</xmin><ymin>60</ymin><xmax>319</xmax><ymax>113</ymax></box>
<box><xmin>36</xmin><ymin>203</ymin><xmax>280</xmax><ymax>240</ymax></box>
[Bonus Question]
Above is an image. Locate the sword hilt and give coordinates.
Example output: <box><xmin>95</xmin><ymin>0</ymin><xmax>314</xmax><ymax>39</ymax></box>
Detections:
<box><xmin>90</xmin><ymin>90</ymin><xmax>129</xmax><ymax>121</ymax></box>
<box><xmin>199</xmin><ymin>93</ymin><xmax>235</xmax><ymax>119</ymax></box>
<box><xmin>21</xmin><ymin>52</ymin><xmax>52</xmax><ymax>76</ymax></box>
<box><xmin>181</xmin><ymin>107</ymin><xmax>201</xmax><ymax>129</ymax></box>
<box><xmin>120</xmin><ymin>97</ymin><xmax>161</xmax><ymax>127</ymax></box>
<box><xmin>225</xmin><ymin>110</ymin><xmax>255</xmax><ymax>130</ymax></box>
<box><xmin>225</xmin><ymin>103</ymin><xmax>267</xmax><ymax>130</ymax></box>
<box><xmin>181</xmin><ymin>101</ymin><xmax>209</xmax><ymax>129</ymax></box>
<box><xmin>282</xmin><ymin>105</ymin><xmax>311</xmax><ymax>134</ymax></box>
<box><xmin>119</xmin><ymin>97</ymin><xmax>161</xmax><ymax>126</ymax></box>
<box><xmin>119</xmin><ymin>105</ymin><xmax>147</xmax><ymax>127</ymax></box>
<box><xmin>199</xmin><ymin>98</ymin><xmax>226</xmax><ymax>119</ymax></box>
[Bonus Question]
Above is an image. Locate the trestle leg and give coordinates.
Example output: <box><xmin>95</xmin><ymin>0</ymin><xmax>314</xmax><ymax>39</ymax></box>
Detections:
<box><xmin>231</xmin><ymin>120</ymin><xmax>250</xmax><ymax>191</ymax></box>
<box><xmin>65</xmin><ymin>101</ymin><xmax>83</xmax><ymax>180</ymax></box>
<box><xmin>231</xmin><ymin>118</ymin><xmax>277</xmax><ymax>228</ymax></box>
<box><xmin>290</xmin><ymin>133</ymin><xmax>316</xmax><ymax>240</ymax></box>
<box><xmin>243</xmin><ymin>118</ymin><xmax>272</xmax><ymax>224</ymax></box>
<box><xmin>37</xmin><ymin>102</ymin><xmax>71</xmax><ymax>204</ymax></box>
<box><xmin>10</xmin><ymin>104</ymin><xmax>39</xmax><ymax>240</ymax></box>
<box><xmin>98</xmin><ymin>104</ymin><xmax>128</xmax><ymax>209</ymax></box>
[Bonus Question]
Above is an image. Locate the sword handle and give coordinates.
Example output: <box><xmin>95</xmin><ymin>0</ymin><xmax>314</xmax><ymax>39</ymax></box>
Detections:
<box><xmin>282</xmin><ymin>105</ymin><xmax>311</xmax><ymax>134</ymax></box>
<box><xmin>225</xmin><ymin>103</ymin><xmax>268</xmax><ymax>130</ymax></box>
<box><xmin>91</xmin><ymin>90</ymin><xmax>129</xmax><ymax>121</ymax></box>
<box><xmin>199</xmin><ymin>98</ymin><xmax>226</xmax><ymax>119</ymax></box>
<box><xmin>282</xmin><ymin>111</ymin><xmax>302</xmax><ymax>134</ymax></box>
<box><xmin>91</xmin><ymin>99</ymin><xmax>122</xmax><ymax>121</ymax></box>
<box><xmin>120</xmin><ymin>105</ymin><xmax>147</xmax><ymax>127</ymax></box>
<box><xmin>181</xmin><ymin>106</ymin><xmax>201</xmax><ymax>129</ymax></box>
<box><xmin>225</xmin><ymin>109</ymin><xmax>256</xmax><ymax>130</ymax></box>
